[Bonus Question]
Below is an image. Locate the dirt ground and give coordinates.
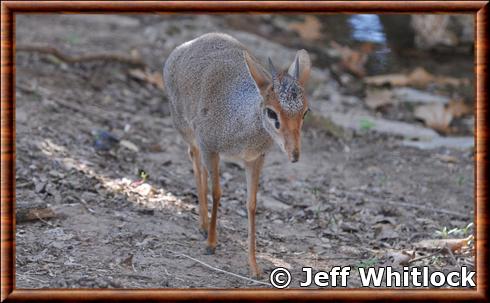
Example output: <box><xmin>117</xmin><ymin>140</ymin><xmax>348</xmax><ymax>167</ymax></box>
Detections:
<box><xmin>15</xmin><ymin>15</ymin><xmax>474</xmax><ymax>289</ymax></box>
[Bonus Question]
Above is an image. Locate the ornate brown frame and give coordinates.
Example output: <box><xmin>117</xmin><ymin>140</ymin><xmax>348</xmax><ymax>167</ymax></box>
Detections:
<box><xmin>1</xmin><ymin>1</ymin><xmax>488</xmax><ymax>302</ymax></box>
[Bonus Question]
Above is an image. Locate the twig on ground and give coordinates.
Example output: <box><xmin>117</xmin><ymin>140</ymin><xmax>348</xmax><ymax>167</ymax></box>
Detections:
<box><xmin>53</xmin><ymin>97</ymin><xmax>111</xmax><ymax>123</ymax></box>
<box><xmin>17</xmin><ymin>273</ymin><xmax>48</xmax><ymax>284</ymax></box>
<box><xmin>316</xmin><ymin>253</ymin><xmax>361</xmax><ymax>260</ymax></box>
<box><xmin>16</xmin><ymin>181</ymin><xmax>34</xmax><ymax>188</ymax></box>
<box><xmin>383</xmin><ymin>200</ymin><xmax>468</xmax><ymax>219</ymax></box>
<box><xmin>165</xmin><ymin>249</ymin><xmax>270</xmax><ymax>286</ymax></box>
<box><xmin>407</xmin><ymin>248</ymin><xmax>445</xmax><ymax>265</ymax></box>
<box><xmin>462</xmin><ymin>260</ymin><xmax>475</xmax><ymax>268</ymax></box>
<box><xmin>34</xmin><ymin>212</ymin><xmax>55</xmax><ymax>227</ymax></box>
<box><xmin>118</xmin><ymin>273</ymin><xmax>154</xmax><ymax>280</ymax></box>
<box><xmin>16</xmin><ymin>206</ymin><xmax>58</xmax><ymax>224</ymax></box>
<box><xmin>16</xmin><ymin>44</ymin><xmax>145</xmax><ymax>67</ymax></box>
<box><xmin>445</xmin><ymin>244</ymin><xmax>459</xmax><ymax>265</ymax></box>
<box><xmin>80</xmin><ymin>199</ymin><xmax>96</xmax><ymax>214</ymax></box>
<box><xmin>349</xmin><ymin>191</ymin><xmax>469</xmax><ymax>219</ymax></box>
<box><xmin>323</xmin><ymin>256</ymin><xmax>360</xmax><ymax>260</ymax></box>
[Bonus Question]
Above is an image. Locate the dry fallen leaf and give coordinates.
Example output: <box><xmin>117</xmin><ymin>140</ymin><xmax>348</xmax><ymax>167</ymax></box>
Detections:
<box><xmin>121</xmin><ymin>254</ymin><xmax>135</xmax><ymax>270</ymax></box>
<box><xmin>364</xmin><ymin>73</ymin><xmax>411</xmax><ymax>86</ymax></box>
<box><xmin>374</xmin><ymin>223</ymin><xmax>399</xmax><ymax>240</ymax></box>
<box><xmin>342</xmin><ymin>52</ymin><xmax>367</xmax><ymax>78</ymax></box>
<box><xmin>365</xmin><ymin>67</ymin><xmax>468</xmax><ymax>88</ymax></box>
<box><xmin>129</xmin><ymin>69</ymin><xmax>164</xmax><ymax>90</ymax></box>
<box><xmin>288</xmin><ymin>16</ymin><xmax>322</xmax><ymax>42</ymax></box>
<box><xmin>119</xmin><ymin>139</ymin><xmax>139</xmax><ymax>152</ymax></box>
<box><xmin>437</xmin><ymin>74</ymin><xmax>469</xmax><ymax>87</ymax></box>
<box><xmin>414</xmin><ymin>100</ymin><xmax>471</xmax><ymax>133</ymax></box>
<box><xmin>365</xmin><ymin>88</ymin><xmax>394</xmax><ymax>109</ymax></box>
<box><xmin>447</xmin><ymin>100</ymin><xmax>472</xmax><ymax>118</ymax></box>
<box><xmin>16</xmin><ymin>207</ymin><xmax>58</xmax><ymax>223</ymax></box>
<box><xmin>407</xmin><ymin>67</ymin><xmax>435</xmax><ymax>87</ymax></box>
<box><xmin>435</xmin><ymin>154</ymin><xmax>459</xmax><ymax>163</ymax></box>
<box><xmin>129</xmin><ymin>68</ymin><xmax>146</xmax><ymax>80</ymax></box>
<box><xmin>385</xmin><ymin>250</ymin><xmax>415</xmax><ymax>266</ymax></box>
<box><xmin>414</xmin><ymin>103</ymin><xmax>453</xmax><ymax>133</ymax></box>
<box><xmin>132</xmin><ymin>183</ymin><xmax>154</xmax><ymax>197</ymax></box>
<box><xmin>130</xmin><ymin>48</ymin><xmax>141</xmax><ymax>59</ymax></box>
<box><xmin>331</xmin><ymin>41</ymin><xmax>373</xmax><ymax>77</ymax></box>
<box><xmin>415</xmin><ymin>236</ymin><xmax>473</xmax><ymax>253</ymax></box>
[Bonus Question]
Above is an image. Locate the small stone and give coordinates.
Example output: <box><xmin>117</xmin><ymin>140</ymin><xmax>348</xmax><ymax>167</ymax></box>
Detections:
<box><xmin>260</xmin><ymin>195</ymin><xmax>291</xmax><ymax>211</ymax></box>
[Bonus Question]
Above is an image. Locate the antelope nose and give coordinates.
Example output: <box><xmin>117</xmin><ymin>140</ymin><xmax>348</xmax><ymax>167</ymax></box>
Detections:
<box><xmin>291</xmin><ymin>150</ymin><xmax>299</xmax><ymax>163</ymax></box>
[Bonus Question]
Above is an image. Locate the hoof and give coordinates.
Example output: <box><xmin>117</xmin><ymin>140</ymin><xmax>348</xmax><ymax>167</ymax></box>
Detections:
<box><xmin>250</xmin><ymin>269</ymin><xmax>262</xmax><ymax>279</ymax></box>
<box><xmin>204</xmin><ymin>246</ymin><xmax>216</xmax><ymax>255</ymax></box>
<box><xmin>250</xmin><ymin>265</ymin><xmax>262</xmax><ymax>279</ymax></box>
<box><xmin>250</xmin><ymin>272</ymin><xmax>262</xmax><ymax>280</ymax></box>
<box><xmin>199</xmin><ymin>228</ymin><xmax>208</xmax><ymax>239</ymax></box>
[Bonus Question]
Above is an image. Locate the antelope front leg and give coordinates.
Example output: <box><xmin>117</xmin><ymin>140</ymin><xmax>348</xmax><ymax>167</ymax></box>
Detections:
<box><xmin>205</xmin><ymin>153</ymin><xmax>221</xmax><ymax>254</ymax></box>
<box><xmin>244</xmin><ymin>154</ymin><xmax>265</xmax><ymax>278</ymax></box>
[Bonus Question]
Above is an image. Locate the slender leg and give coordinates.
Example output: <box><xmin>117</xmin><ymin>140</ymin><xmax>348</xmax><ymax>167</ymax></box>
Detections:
<box><xmin>244</xmin><ymin>154</ymin><xmax>265</xmax><ymax>278</ymax></box>
<box><xmin>200</xmin><ymin>166</ymin><xmax>209</xmax><ymax>236</ymax></box>
<box><xmin>204</xmin><ymin>152</ymin><xmax>221</xmax><ymax>254</ymax></box>
<box><xmin>188</xmin><ymin>146</ymin><xmax>208</xmax><ymax>238</ymax></box>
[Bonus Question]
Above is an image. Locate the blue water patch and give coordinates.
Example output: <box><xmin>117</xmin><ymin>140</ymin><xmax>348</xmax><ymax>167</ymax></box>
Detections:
<box><xmin>348</xmin><ymin>14</ymin><xmax>386</xmax><ymax>44</ymax></box>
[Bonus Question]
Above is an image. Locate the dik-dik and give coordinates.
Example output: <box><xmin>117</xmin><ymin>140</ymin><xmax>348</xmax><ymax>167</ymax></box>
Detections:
<box><xmin>164</xmin><ymin>33</ymin><xmax>311</xmax><ymax>277</ymax></box>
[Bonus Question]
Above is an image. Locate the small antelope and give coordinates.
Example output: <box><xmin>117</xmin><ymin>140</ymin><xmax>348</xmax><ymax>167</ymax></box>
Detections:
<box><xmin>163</xmin><ymin>33</ymin><xmax>311</xmax><ymax>277</ymax></box>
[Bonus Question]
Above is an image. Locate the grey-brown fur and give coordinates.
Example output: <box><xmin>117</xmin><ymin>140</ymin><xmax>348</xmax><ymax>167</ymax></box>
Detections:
<box><xmin>164</xmin><ymin>33</ymin><xmax>274</xmax><ymax>166</ymax></box>
<box><xmin>163</xmin><ymin>32</ymin><xmax>310</xmax><ymax>277</ymax></box>
<box><xmin>164</xmin><ymin>32</ymin><xmax>308</xmax><ymax>166</ymax></box>
<box><xmin>275</xmin><ymin>74</ymin><xmax>305</xmax><ymax>116</ymax></box>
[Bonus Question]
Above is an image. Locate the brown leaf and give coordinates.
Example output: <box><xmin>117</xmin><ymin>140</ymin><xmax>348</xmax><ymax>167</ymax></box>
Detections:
<box><xmin>447</xmin><ymin>100</ymin><xmax>471</xmax><ymax>118</ymax></box>
<box><xmin>129</xmin><ymin>69</ymin><xmax>164</xmax><ymax>90</ymax></box>
<box><xmin>407</xmin><ymin>67</ymin><xmax>435</xmax><ymax>87</ymax></box>
<box><xmin>374</xmin><ymin>223</ymin><xmax>399</xmax><ymax>240</ymax></box>
<box><xmin>330</xmin><ymin>41</ymin><xmax>372</xmax><ymax>77</ymax></box>
<box><xmin>364</xmin><ymin>73</ymin><xmax>410</xmax><ymax>86</ymax></box>
<box><xmin>365</xmin><ymin>88</ymin><xmax>394</xmax><ymax>109</ymax></box>
<box><xmin>414</xmin><ymin>103</ymin><xmax>453</xmax><ymax>133</ymax></box>
<box><xmin>130</xmin><ymin>48</ymin><xmax>141</xmax><ymax>59</ymax></box>
<box><xmin>360</xmin><ymin>42</ymin><xmax>376</xmax><ymax>54</ymax></box>
<box><xmin>121</xmin><ymin>254</ymin><xmax>134</xmax><ymax>270</ymax></box>
<box><xmin>288</xmin><ymin>16</ymin><xmax>322</xmax><ymax>42</ymax></box>
<box><xmin>435</xmin><ymin>154</ymin><xmax>459</xmax><ymax>163</ymax></box>
<box><xmin>365</xmin><ymin>67</ymin><xmax>468</xmax><ymax>88</ymax></box>
<box><xmin>342</xmin><ymin>52</ymin><xmax>367</xmax><ymax>78</ymax></box>
<box><xmin>415</xmin><ymin>236</ymin><xmax>472</xmax><ymax>253</ymax></box>
<box><xmin>436</xmin><ymin>75</ymin><xmax>469</xmax><ymax>87</ymax></box>
<box><xmin>385</xmin><ymin>250</ymin><xmax>415</xmax><ymax>266</ymax></box>
<box><xmin>16</xmin><ymin>207</ymin><xmax>57</xmax><ymax>223</ymax></box>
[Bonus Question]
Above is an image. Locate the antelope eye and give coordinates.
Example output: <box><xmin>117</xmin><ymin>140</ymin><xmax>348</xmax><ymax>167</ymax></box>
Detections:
<box><xmin>266</xmin><ymin>108</ymin><xmax>278</xmax><ymax>120</ymax></box>
<box><xmin>303</xmin><ymin>108</ymin><xmax>310</xmax><ymax>119</ymax></box>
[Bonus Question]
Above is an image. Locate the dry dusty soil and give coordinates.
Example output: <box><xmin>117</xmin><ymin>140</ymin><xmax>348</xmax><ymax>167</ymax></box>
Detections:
<box><xmin>15</xmin><ymin>15</ymin><xmax>474</xmax><ymax>289</ymax></box>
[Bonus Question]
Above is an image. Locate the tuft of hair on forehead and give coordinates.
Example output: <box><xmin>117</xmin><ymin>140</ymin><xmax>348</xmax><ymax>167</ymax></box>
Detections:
<box><xmin>274</xmin><ymin>72</ymin><xmax>304</xmax><ymax>116</ymax></box>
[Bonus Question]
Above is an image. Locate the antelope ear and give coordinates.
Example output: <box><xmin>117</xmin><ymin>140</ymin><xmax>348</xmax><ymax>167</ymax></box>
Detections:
<box><xmin>288</xmin><ymin>49</ymin><xmax>311</xmax><ymax>86</ymax></box>
<box><xmin>244</xmin><ymin>51</ymin><xmax>269</xmax><ymax>91</ymax></box>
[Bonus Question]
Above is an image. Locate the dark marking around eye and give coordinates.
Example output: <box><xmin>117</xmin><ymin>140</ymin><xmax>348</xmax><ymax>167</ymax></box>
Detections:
<box><xmin>266</xmin><ymin>108</ymin><xmax>278</xmax><ymax>120</ymax></box>
<box><xmin>266</xmin><ymin>108</ymin><xmax>281</xmax><ymax>129</ymax></box>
